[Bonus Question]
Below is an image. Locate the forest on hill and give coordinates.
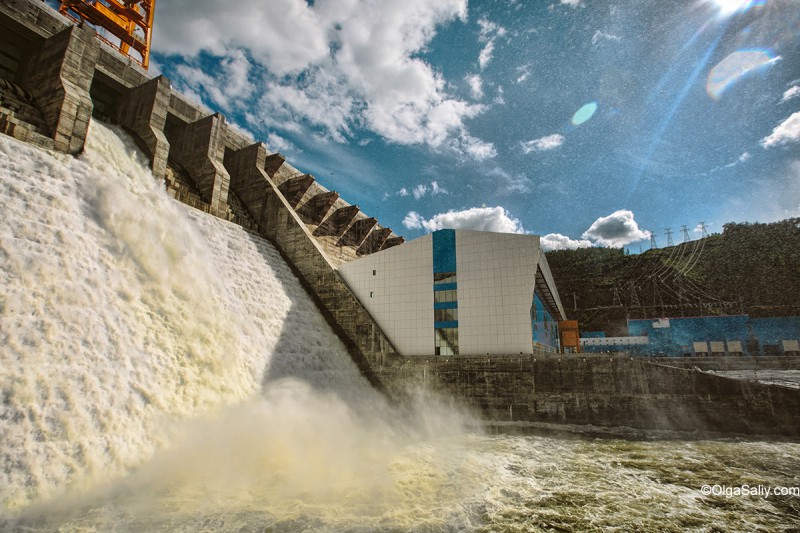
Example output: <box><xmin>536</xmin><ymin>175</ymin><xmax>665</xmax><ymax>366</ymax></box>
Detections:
<box><xmin>545</xmin><ymin>218</ymin><xmax>800</xmax><ymax>335</ymax></box>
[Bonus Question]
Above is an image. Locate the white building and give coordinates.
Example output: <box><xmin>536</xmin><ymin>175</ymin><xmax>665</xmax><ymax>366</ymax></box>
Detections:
<box><xmin>338</xmin><ymin>229</ymin><xmax>566</xmax><ymax>356</ymax></box>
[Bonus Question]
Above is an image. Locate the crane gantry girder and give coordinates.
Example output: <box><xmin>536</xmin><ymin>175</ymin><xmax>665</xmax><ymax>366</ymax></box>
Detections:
<box><xmin>58</xmin><ymin>0</ymin><xmax>155</xmax><ymax>69</ymax></box>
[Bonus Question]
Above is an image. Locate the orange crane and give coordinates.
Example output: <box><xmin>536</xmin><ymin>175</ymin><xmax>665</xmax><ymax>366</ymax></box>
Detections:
<box><xmin>58</xmin><ymin>0</ymin><xmax>155</xmax><ymax>69</ymax></box>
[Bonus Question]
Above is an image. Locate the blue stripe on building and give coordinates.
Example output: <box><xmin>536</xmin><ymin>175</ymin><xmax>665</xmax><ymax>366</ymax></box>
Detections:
<box><xmin>432</xmin><ymin>229</ymin><xmax>456</xmax><ymax>273</ymax></box>
<box><xmin>433</xmin><ymin>282</ymin><xmax>457</xmax><ymax>291</ymax></box>
<box><xmin>434</xmin><ymin>301</ymin><xmax>458</xmax><ymax>310</ymax></box>
<box><xmin>434</xmin><ymin>320</ymin><xmax>459</xmax><ymax>329</ymax></box>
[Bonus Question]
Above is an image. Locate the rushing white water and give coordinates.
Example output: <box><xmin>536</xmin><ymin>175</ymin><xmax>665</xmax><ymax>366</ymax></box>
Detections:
<box><xmin>1</xmin><ymin>125</ymin><xmax>799</xmax><ymax>531</ymax></box>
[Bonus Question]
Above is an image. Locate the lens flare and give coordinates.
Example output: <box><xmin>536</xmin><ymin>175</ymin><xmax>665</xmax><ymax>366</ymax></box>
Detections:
<box><xmin>706</xmin><ymin>49</ymin><xmax>779</xmax><ymax>99</ymax></box>
<box><xmin>706</xmin><ymin>0</ymin><xmax>753</xmax><ymax>16</ymax></box>
<box><xmin>571</xmin><ymin>102</ymin><xmax>598</xmax><ymax>125</ymax></box>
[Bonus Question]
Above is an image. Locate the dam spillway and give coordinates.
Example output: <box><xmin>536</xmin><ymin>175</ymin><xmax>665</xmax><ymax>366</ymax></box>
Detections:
<box><xmin>0</xmin><ymin>120</ymin><xmax>387</xmax><ymax>509</ymax></box>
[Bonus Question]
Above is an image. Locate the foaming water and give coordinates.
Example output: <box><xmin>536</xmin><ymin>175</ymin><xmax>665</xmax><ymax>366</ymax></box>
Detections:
<box><xmin>1</xmin><ymin>126</ymin><xmax>799</xmax><ymax>531</ymax></box>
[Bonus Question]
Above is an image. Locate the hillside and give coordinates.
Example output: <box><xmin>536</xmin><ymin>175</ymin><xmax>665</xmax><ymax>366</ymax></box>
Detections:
<box><xmin>545</xmin><ymin>218</ymin><xmax>800</xmax><ymax>334</ymax></box>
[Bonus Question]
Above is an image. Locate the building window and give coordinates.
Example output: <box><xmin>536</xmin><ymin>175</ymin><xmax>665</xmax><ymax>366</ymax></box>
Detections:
<box><xmin>432</xmin><ymin>230</ymin><xmax>458</xmax><ymax>356</ymax></box>
<box><xmin>434</xmin><ymin>308</ymin><xmax>458</xmax><ymax>322</ymax></box>
<box><xmin>372</xmin><ymin>269</ymin><xmax>376</xmax><ymax>276</ymax></box>
<box><xmin>434</xmin><ymin>289</ymin><xmax>457</xmax><ymax>303</ymax></box>
<box><xmin>434</xmin><ymin>272</ymin><xmax>457</xmax><ymax>285</ymax></box>
<box><xmin>435</xmin><ymin>327</ymin><xmax>459</xmax><ymax>356</ymax></box>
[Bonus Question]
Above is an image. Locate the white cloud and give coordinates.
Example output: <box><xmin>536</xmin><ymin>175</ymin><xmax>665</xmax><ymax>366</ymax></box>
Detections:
<box><xmin>476</xmin><ymin>17</ymin><xmax>506</xmax><ymax>70</ymax></box>
<box><xmin>760</xmin><ymin>112</ymin><xmax>800</xmax><ymax>148</ymax></box>
<box><xmin>591</xmin><ymin>30</ymin><xmax>621</xmax><ymax>45</ymax></box>
<box><xmin>459</xmin><ymin>134</ymin><xmax>497</xmax><ymax>160</ymax></box>
<box><xmin>515</xmin><ymin>64</ymin><xmax>531</xmax><ymax>84</ymax></box>
<box><xmin>258</xmin><ymin>69</ymin><xmax>355</xmax><ymax>143</ymax></box>
<box><xmin>709</xmin><ymin>150</ymin><xmax>752</xmax><ymax>173</ymax></box>
<box><xmin>266</xmin><ymin>132</ymin><xmax>296</xmax><ymax>154</ymax></box>
<box><xmin>174</xmin><ymin>49</ymin><xmax>255</xmax><ymax>111</ymax></box>
<box><xmin>494</xmin><ymin>85</ymin><xmax>505</xmax><ymax>105</ymax></box>
<box><xmin>540</xmin><ymin>233</ymin><xmax>594</xmax><ymax>251</ymax></box>
<box><xmin>401</xmin><ymin>181</ymin><xmax>449</xmax><ymax>201</ymax></box>
<box><xmin>781</xmin><ymin>86</ymin><xmax>800</xmax><ymax>102</ymax></box>
<box><xmin>521</xmin><ymin>133</ymin><xmax>565</xmax><ymax>153</ymax></box>
<box><xmin>431</xmin><ymin>181</ymin><xmax>448</xmax><ymax>195</ymax></box>
<box><xmin>157</xmin><ymin>0</ymin><xmax>493</xmax><ymax>160</ymax></box>
<box><xmin>693</xmin><ymin>223</ymin><xmax>709</xmax><ymax>236</ymax></box>
<box><xmin>412</xmin><ymin>184</ymin><xmax>429</xmax><ymax>199</ymax></box>
<box><xmin>403</xmin><ymin>206</ymin><xmax>525</xmax><ymax>233</ymax></box>
<box><xmin>581</xmin><ymin>210</ymin><xmax>650</xmax><ymax>247</ymax></box>
<box><xmin>487</xmin><ymin>166</ymin><xmax>532</xmax><ymax>194</ymax></box>
<box><xmin>479</xmin><ymin>41</ymin><xmax>496</xmax><ymax>70</ymax></box>
<box><xmin>402</xmin><ymin>211</ymin><xmax>424</xmax><ymax>229</ymax></box>
<box><xmin>155</xmin><ymin>0</ymin><xmax>329</xmax><ymax>75</ymax></box>
<box><xmin>465</xmin><ymin>74</ymin><xmax>484</xmax><ymax>99</ymax></box>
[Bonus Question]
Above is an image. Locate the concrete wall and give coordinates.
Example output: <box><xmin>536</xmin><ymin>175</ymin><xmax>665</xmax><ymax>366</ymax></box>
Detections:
<box><xmin>380</xmin><ymin>354</ymin><xmax>800</xmax><ymax>437</ymax></box>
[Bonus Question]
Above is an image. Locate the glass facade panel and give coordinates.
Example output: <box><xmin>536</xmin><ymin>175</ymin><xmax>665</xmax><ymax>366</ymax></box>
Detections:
<box><xmin>434</xmin><ymin>272</ymin><xmax>457</xmax><ymax>285</ymax></box>
<box><xmin>434</xmin><ymin>289</ymin><xmax>458</xmax><ymax>303</ymax></box>
<box><xmin>434</xmin><ymin>308</ymin><xmax>458</xmax><ymax>322</ymax></box>
<box><xmin>432</xmin><ymin>230</ymin><xmax>458</xmax><ymax>356</ymax></box>
<box><xmin>531</xmin><ymin>288</ymin><xmax>559</xmax><ymax>352</ymax></box>
<box><xmin>435</xmin><ymin>327</ymin><xmax>459</xmax><ymax>356</ymax></box>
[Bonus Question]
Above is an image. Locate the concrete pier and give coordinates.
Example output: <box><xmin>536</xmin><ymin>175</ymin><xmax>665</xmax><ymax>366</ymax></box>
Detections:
<box><xmin>165</xmin><ymin>113</ymin><xmax>230</xmax><ymax>217</ymax></box>
<box><xmin>115</xmin><ymin>75</ymin><xmax>171</xmax><ymax>180</ymax></box>
<box><xmin>18</xmin><ymin>25</ymin><xmax>98</xmax><ymax>154</ymax></box>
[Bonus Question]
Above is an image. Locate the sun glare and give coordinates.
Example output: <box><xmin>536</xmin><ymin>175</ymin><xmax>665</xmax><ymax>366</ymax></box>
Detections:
<box><xmin>706</xmin><ymin>0</ymin><xmax>753</xmax><ymax>16</ymax></box>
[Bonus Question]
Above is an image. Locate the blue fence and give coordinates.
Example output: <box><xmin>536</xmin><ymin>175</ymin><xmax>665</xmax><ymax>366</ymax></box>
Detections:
<box><xmin>580</xmin><ymin>316</ymin><xmax>800</xmax><ymax>356</ymax></box>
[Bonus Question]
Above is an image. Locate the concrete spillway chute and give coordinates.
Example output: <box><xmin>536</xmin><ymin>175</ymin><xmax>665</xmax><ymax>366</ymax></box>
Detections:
<box><xmin>58</xmin><ymin>0</ymin><xmax>154</xmax><ymax>69</ymax></box>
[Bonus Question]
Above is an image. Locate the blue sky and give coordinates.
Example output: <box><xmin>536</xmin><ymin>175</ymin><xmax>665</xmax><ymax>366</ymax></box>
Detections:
<box><xmin>146</xmin><ymin>0</ymin><xmax>798</xmax><ymax>251</ymax></box>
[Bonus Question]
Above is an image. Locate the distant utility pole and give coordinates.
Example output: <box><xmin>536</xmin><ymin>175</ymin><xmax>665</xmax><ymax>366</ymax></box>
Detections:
<box><xmin>698</xmin><ymin>221</ymin><xmax>709</xmax><ymax>238</ymax></box>
<box><xmin>665</xmin><ymin>228</ymin><xmax>674</xmax><ymax>247</ymax></box>
<box><xmin>650</xmin><ymin>232</ymin><xmax>658</xmax><ymax>249</ymax></box>
<box><xmin>681</xmin><ymin>225</ymin><xmax>690</xmax><ymax>242</ymax></box>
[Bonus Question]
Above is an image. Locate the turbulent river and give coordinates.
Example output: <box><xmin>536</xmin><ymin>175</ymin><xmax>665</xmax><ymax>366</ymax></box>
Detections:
<box><xmin>0</xmin><ymin>124</ymin><xmax>798</xmax><ymax>532</ymax></box>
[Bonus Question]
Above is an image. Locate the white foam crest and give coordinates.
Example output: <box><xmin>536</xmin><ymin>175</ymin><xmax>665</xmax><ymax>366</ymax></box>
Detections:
<box><xmin>0</xmin><ymin>123</ymin><xmax>378</xmax><ymax>509</ymax></box>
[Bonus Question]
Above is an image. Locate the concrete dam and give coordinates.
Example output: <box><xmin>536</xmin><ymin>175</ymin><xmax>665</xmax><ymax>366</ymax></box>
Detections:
<box><xmin>1</xmin><ymin>0</ymin><xmax>800</xmax><ymax>440</ymax></box>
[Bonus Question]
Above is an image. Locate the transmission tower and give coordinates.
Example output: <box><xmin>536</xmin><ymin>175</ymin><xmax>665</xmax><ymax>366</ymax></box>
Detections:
<box><xmin>681</xmin><ymin>225</ymin><xmax>690</xmax><ymax>242</ymax></box>
<box><xmin>649</xmin><ymin>232</ymin><xmax>658</xmax><ymax>249</ymax></box>
<box><xmin>698</xmin><ymin>221</ymin><xmax>709</xmax><ymax>238</ymax></box>
<box><xmin>665</xmin><ymin>228</ymin><xmax>674</xmax><ymax>247</ymax></box>
<box><xmin>628</xmin><ymin>281</ymin><xmax>641</xmax><ymax>308</ymax></box>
